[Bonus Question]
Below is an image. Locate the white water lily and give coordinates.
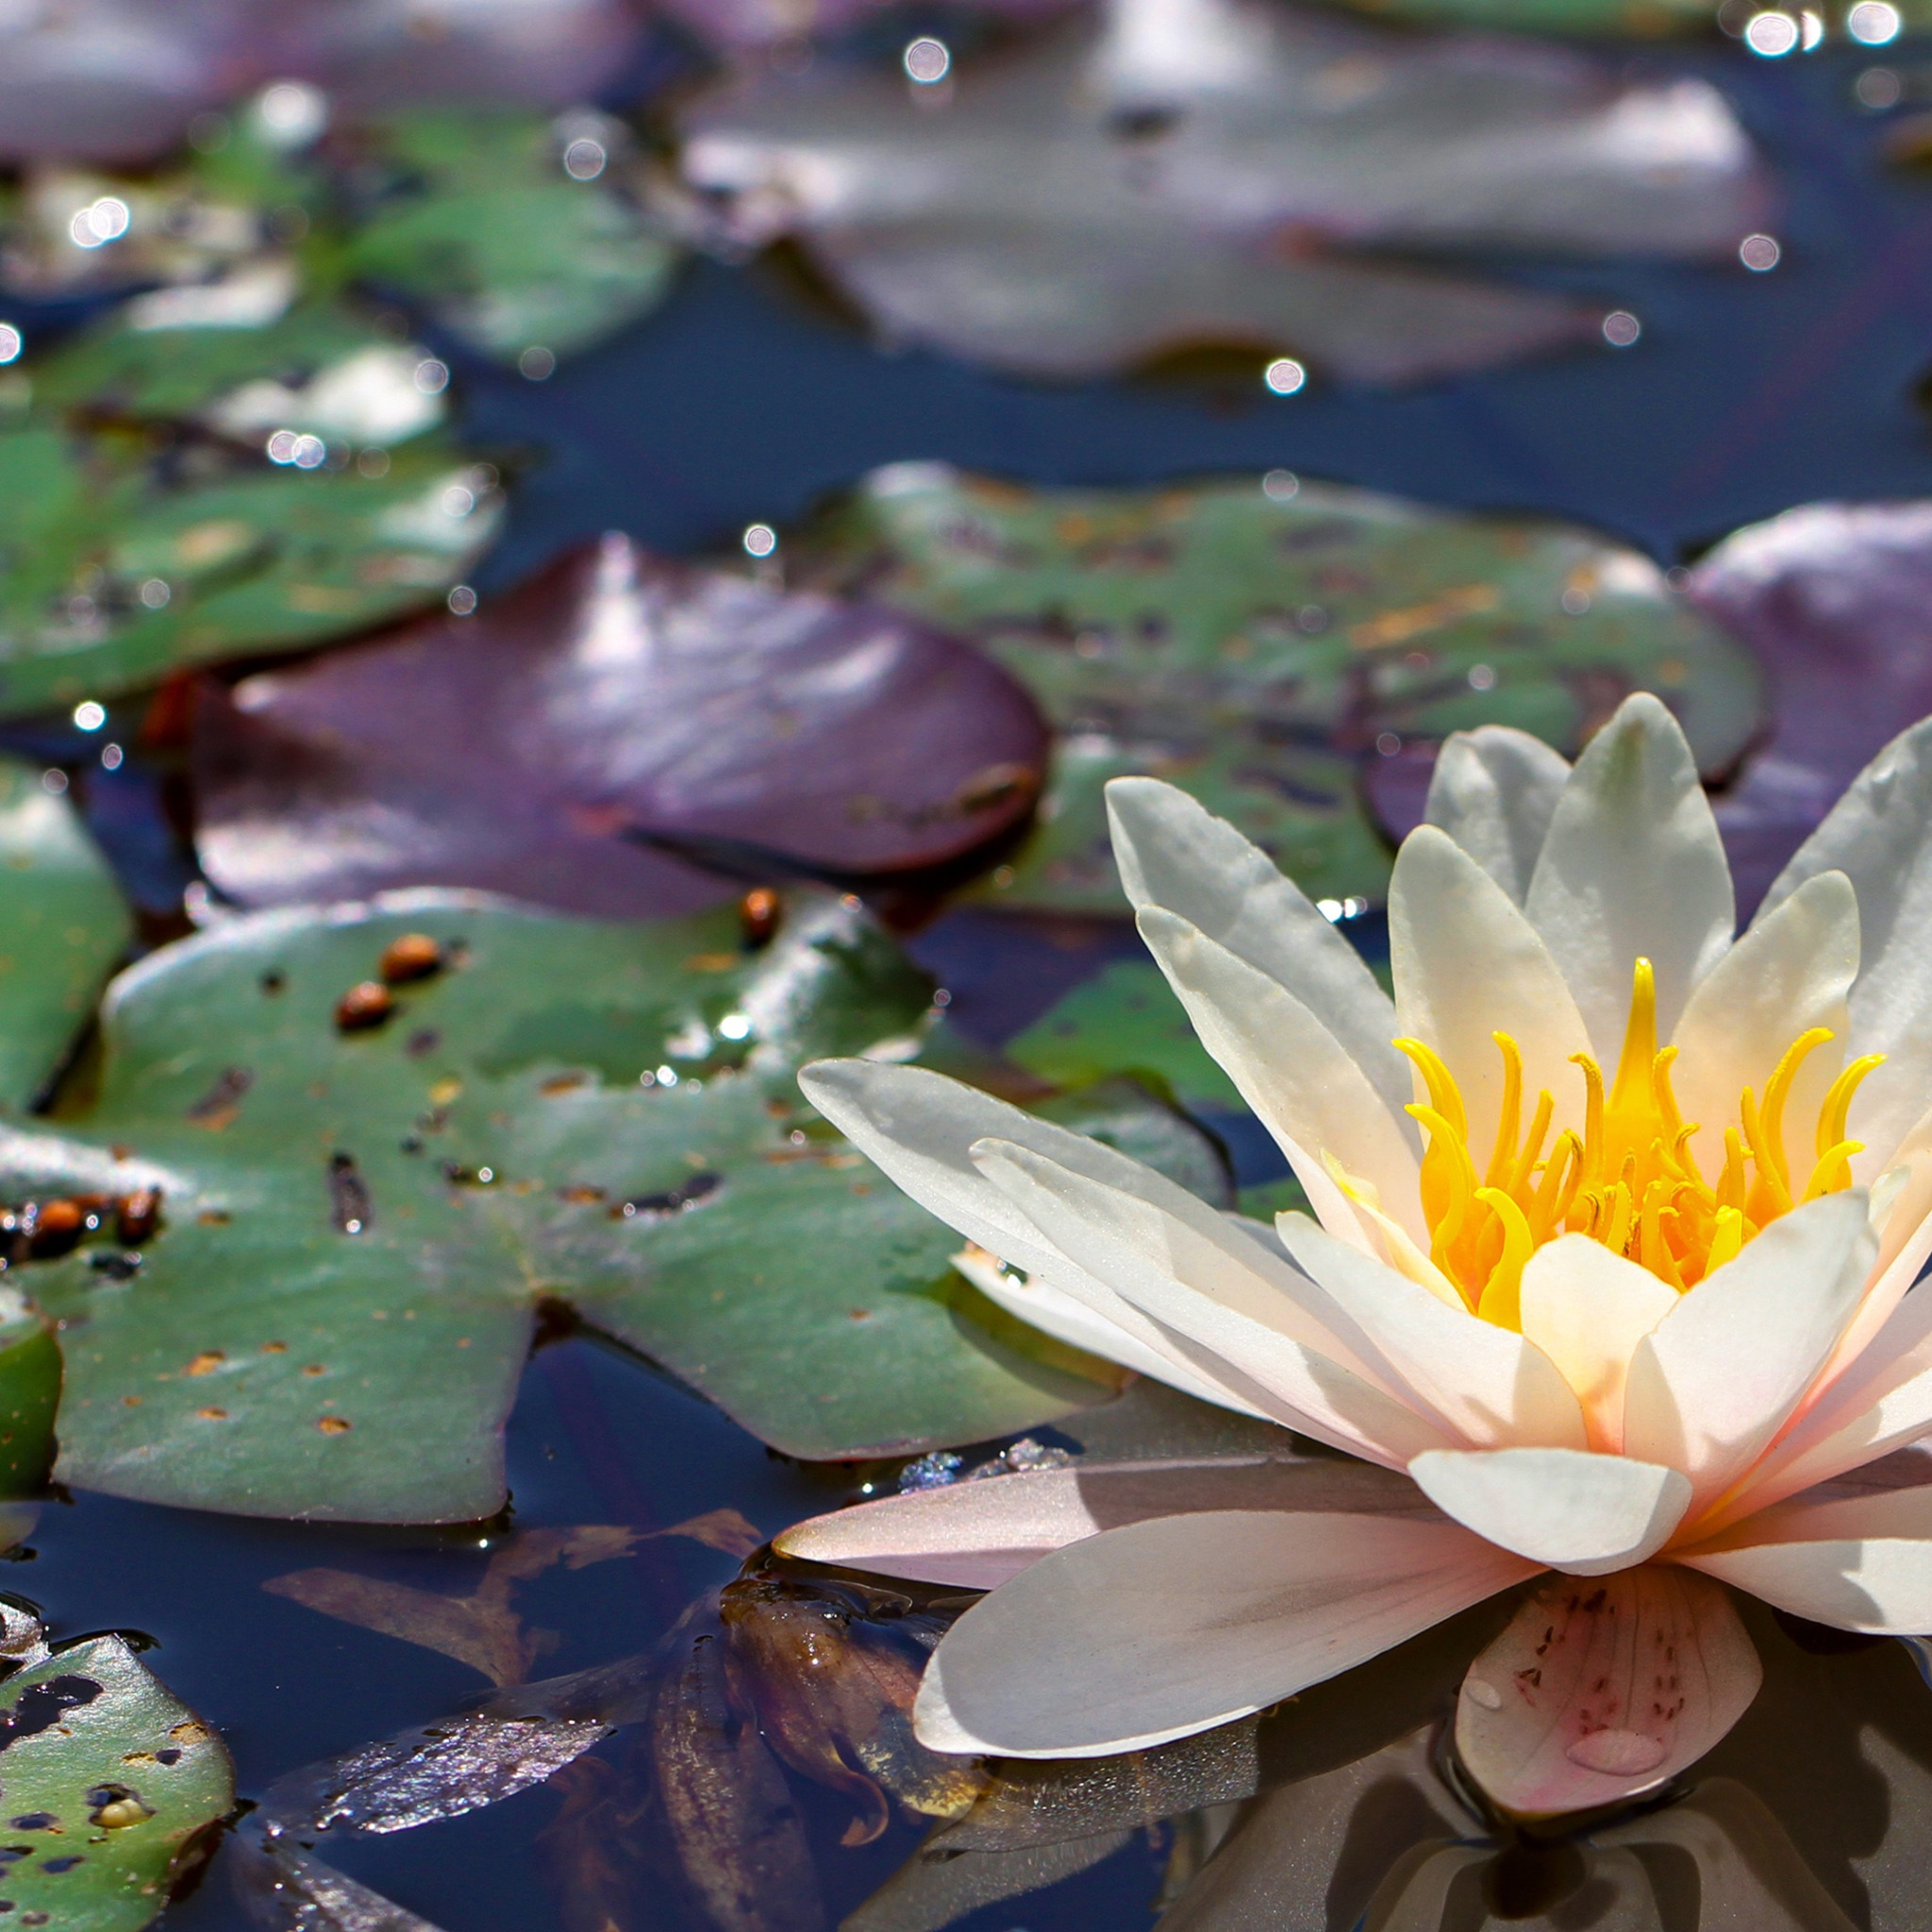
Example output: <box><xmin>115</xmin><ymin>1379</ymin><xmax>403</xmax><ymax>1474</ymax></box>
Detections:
<box><xmin>782</xmin><ymin>693</ymin><xmax>1932</xmax><ymax>1814</ymax></box>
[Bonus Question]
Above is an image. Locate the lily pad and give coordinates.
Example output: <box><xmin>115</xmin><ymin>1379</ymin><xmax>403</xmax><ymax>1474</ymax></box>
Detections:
<box><xmin>337</xmin><ymin>110</ymin><xmax>683</xmax><ymax>367</ymax></box>
<box><xmin>0</xmin><ymin>757</ymin><xmax>132</xmax><ymax>1113</ymax></box>
<box><xmin>0</xmin><ymin>1624</ymin><xmax>234</xmax><ymax>1931</ymax></box>
<box><xmin>0</xmin><ymin>1293</ymin><xmax>60</xmax><ymax>1497</ymax></box>
<box><xmin>1006</xmin><ymin>962</ymin><xmax>1242</xmax><ymax>1113</ymax></box>
<box><xmin>0</xmin><ymin>888</ymin><xmax>1220</xmax><ymax>1522</ymax></box>
<box><xmin>31</xmin><ymin>299</ymin><xmax>450</xmax><ymax>451</ymax></box>
<box><xmin>786</xmin><ymin>464</ymin><xmax>1765</xmax><ymax>912</ymax></box>
<box><xmin>1685</xmin><ymin>500</ymin><xmax>1932</xmax><ymax>917</ymax></box>
<box><xmin>0</xmin><ymin>423</ymin><xmax>501</xmax><ymax>717</ymax></box>
<box><xmin>192</xmin><ymin>532</ymin><xmax>1048</xmax><ymax>920</ymax></box>
<box><xmin>677</xmin><ymin>0</ymin><xmax>1770</xmax><ymax>387</ymax></box>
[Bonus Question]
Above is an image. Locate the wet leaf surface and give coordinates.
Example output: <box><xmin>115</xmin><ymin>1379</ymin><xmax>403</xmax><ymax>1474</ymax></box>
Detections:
<box><xmin>336</xmin><ymin>110</ymin><xmax>682</xmax><ymax>366</ymax></box>
<box><xmin>10</xmin><ymin>887</ymin><xmax>1171</xmax><ymax>1521</ymax></box>
<box><xmin>0</xmin><ymin>1622</ymin><xmax>233</xmax><ymax>1932</ymax></box>
<box><xmin>0</xmin><ymin>0</ymin><xmax>648</xmax><ymax>167</ymax></box>
<box><xmin>0</xmin><ymin>424</ymin><xmax>500</xmax><ymax>718</ymax></box>
<box><xmin>677</xmin><ymin>0</ymin><xmax>1769</xmax><ymax>387</ymax></box>
<box><xmin>786</xmin><ymin>464</ymin><xmax>1764</xmax><ymax>910</ymax></box>
<box><xmin>192</xmin><ymin>533</ymin><xmax>1050</xmax><ymax>919</ymax></box>
<box><xmin>1686</xmin><ymin>501</ymin><xmax>1932</xmax><ymax>916</ymax></box>
<box><xmin>230</xmin><ymin>1831</ymin><xmax>446</xmax><ymax>1932</ymax></box>
<box><xmin>0</xmin><ymin>757</ymin><xmax>131</xmax><ymax>1114</ymax></box>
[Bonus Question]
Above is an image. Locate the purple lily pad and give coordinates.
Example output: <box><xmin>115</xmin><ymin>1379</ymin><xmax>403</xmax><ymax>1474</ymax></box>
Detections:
<box><xmin>1687</xmin><ymin>501</ymin><xmax>1932</xmax><ymax>914</ymax></box>
<box><xmin>192</xmin><ymin>532</ymin><xmax>1048</xmax><ymax>918</ymax></box>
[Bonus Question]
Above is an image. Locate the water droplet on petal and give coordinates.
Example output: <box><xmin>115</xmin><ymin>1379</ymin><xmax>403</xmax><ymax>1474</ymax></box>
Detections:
<box><xmin>1564</xmin><ymin>1728</ymin><xmax>1668</xmax><ymax>1775</ymax></box>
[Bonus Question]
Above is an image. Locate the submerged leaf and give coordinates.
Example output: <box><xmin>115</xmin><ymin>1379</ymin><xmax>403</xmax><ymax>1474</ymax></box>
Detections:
<box><xmin>193</xmin><ymin>533</ymin><xmax>1049</xmax><ymax>919</ymax></box>
<box><xmin>12</xmin><ymin>888</ymin><xmax>1150</xmax><ymax>1521</ymax></box>
<box><xmin>786</xmin><ymin>464</ymin><xmax>1763</xmax><ymax>910</ymax></box>
<box><xmin>0</xmin><ymin>1627</ymin><xmax>233</xmax><ymax>1932</ymax></box>
<box><xmin>231</xmin><ymin>1831</ymin><xmax>448</xmax><ymax>1932</ymax></box>
<box><xmin>679</xmin><ymin>0</ymin><xmax>1770</xmax><ymax>386</ymax></box>
<box><xmin>0</xmin><ymin>424</ymin><xmax>500</xmax><ymax>717</ymax></box>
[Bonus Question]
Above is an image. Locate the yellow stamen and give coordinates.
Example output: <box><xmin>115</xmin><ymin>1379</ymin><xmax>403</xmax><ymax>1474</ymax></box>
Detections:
<box><xmin>1371</xmin><ymin>960</ymin><xmax>1878</xmax><ymax>1318</ymax></box>
<box><xmin>1474</xmin><ymin>1188</ymin><xmax>1533</xmax><ymax>1329</ymax></box>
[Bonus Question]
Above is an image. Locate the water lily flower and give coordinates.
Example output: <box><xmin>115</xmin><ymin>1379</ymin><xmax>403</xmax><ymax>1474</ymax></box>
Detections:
<box><xmin>782</xmin><ymin>694</ymin><xmax>1932</xmax><ymax>1813</ymax></box>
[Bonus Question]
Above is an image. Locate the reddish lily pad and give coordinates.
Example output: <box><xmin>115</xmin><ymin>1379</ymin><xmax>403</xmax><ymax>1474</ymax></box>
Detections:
<box><xmin>678</xmin><ymin>0</ymin><xmax>1770</xmax><ymax>387</ymax></box>
<box><xmin>193</xmin><ymin>532</ymin><xmax>1049</xmax><ymax>919</ymax></box>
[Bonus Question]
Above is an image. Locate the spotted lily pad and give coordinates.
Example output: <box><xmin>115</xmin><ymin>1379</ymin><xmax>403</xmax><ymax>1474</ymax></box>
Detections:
<box><xmin>6</xmin><ymin>889</ymin><xmax>1210</xmax><ymax>1522</ymax></box>
<box><xmin>337</xmin><ymin>109</ymin><xmax>683</xmax><ymax>367</ymax></box>
<box><xmin>786</xmin><ymin>464</ymin><xmax>1766</xmax><ymax>911</ymax></box>
<box><xmin>192</xmin><ymin>533</ymin><xmax>1047</xmax><ymax>920</ymax></box>
<box><xmin>0</xmin><ymin>1624</ymin><xmax>233</xmax><ymax>1930</ymax></box>
<box><xmin>0</xmin><ymin>758</ymin><xmax>132</xmax><ymax>1113</ymax></box>
<box><xmin>0</xmin><ymin>424</ymin><xmax>500</xmax><ymax>717</ymax></box>
<box><xmin>678</xmin><ymin>0</ymin><xmax>1769</xmax><ymax>386</ymax></box>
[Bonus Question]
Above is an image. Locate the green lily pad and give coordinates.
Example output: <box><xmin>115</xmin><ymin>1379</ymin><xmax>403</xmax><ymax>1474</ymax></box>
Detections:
<box><xmin>4</xmin><ymin>889</ymin><xmax>1223</xmax><ymax>1522</ymax></box>
<box><xmin>1007</xmin><ymin>961</ymin><xmax>1242</xmax><ymax>1114</ymax></box>
<box><xmin>787</xmin><ymin>465</ymin><xmax>1766</xmax><ymax>912</ymax></box>
<box><xmin>0</xmin><ymin>424</ymin><xmax>500</xmax><ymax>716</ymax></box>
<box><xmin>340</xmin><ymin>109</ymin><xmax>682</xmax><ymax>365</ymax></box>
<box><xmin>29</xmin><ymin>298</ymin><xmax>449</xmax><ymax>451</ymax></box>
<box><xmin>0</xmin><ymin>1293</ymin><xmax>60</xmax><ymax>1496</ymax></box>
<box><xmin>0</xmin><ymin>1630</ymin><xmax>233</xmax><ymax>1931</ymax></box>
<box><xmin>0</xmin><ymin>758</ymin><xmax>131</xmax><ymax>1113</ymax></box>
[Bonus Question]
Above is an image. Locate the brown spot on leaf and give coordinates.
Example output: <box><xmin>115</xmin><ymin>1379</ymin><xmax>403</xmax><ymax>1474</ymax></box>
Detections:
<box><xmin>335</xmin><ymin>982</ymin><xmax>393</xmax><ymax>1032</ymax></box>
<box><xmin>317</xmin><ymin>1416</ymin><xmax>351</xmax><ymax>1435</ymax></box>
<box><xmin>379</xmin><ymin>933</ymin><xmax>443</xmax><ymax>984</ymax></box>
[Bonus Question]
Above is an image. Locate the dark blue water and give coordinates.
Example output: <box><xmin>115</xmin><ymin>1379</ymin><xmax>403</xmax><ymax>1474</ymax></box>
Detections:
<box><xmin>17</xmin><ymin>31</ymin><xmax>1932</xmax><ymax>1927</ymax></box>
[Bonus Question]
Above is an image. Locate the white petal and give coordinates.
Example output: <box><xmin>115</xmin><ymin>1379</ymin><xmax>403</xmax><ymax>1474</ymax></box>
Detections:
<box><xmin>1759</xmin><ymin>714</ymin><xmax>1932</xmax><ymax>1172</ymax></box>
<box><xmin>912</xmin><ymin>1507</ymin><xmax>1537</xmax><ymax>1757</ymax></box>
<box><xmin>1409</xmin><ymin>1447</ymin><xmax>1690</xmax><ymax>1574</ymax></box>
<box><xmin>1424</xmin><ymin>724</ymin><xmax>1571</xmax><ymax>906</ymax></box>
<box><xmin>1455</xmin><ymin>1566</ymin><xmax>1760</xmax><ymax>1816</ymax></box>
<box><xmin>1136</xmin><ymin>908</ymin><xmax>1424</xmax><ymax>1241</ymax></box>
<box><xmin>1525</xmin><ymin>692</ymin><xmax>1735</xmax><ymax>1056</ymax></box>
<box><xmin>1517</xmin><ymin>1237</ymin><xmax>1679</xmax><ymax>1452</ymax></box>
<box><xmin>1390</xmin><ymin>824</ymin><xmax>1593</xmax><ymax>1171</ymax></box>
<box><xmin>1820</xmin><ymin>1104</ymin><xmax>1932</xmax><ymax>1380</ymax></box>
<box><xmin>1667</xmin><ymin>872</ymin><xmax>1858</xmax><ymax>1183</ymax></box>
<box><xmin>1677</xmin><ymin>1481</ymin><xmax>1932</xmax><ymax>1632</ymax></box>
<box><xmin>970</xmin><ymin>1139</ymin><xmax>1457</xmax><ymax>1468</ymax></box>
<box><xmin>774</xmin><ymin>1453</ymin><xmax>1433</xmax><ymax>1588</ymax></box>
<box><xmin>1622</xmin><ymin>1191</ymin><xmax>1874</xmax><ymax>1505</ymax></box>
<box><xmin>1105</xmin><ymin>776</ymin><xmax>1409</xmax><ymax>1118</ymax></box>
<box><xmin>1276</xmin><ymin>1214</ymin><xmax>1587</xmax><ymax>1453</ymax></box>
<box><xmin>797</xmin><ymin>1059</ymin><xmax>1264</xmax><ymax>1412</ymax></box>
<box><xmin>952</xmin><ymin>1247</ymin><xmax>1265</xmax><ymax>1417</ymax></box>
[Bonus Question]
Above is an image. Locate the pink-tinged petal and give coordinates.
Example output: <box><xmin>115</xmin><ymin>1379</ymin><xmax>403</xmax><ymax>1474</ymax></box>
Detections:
<box><xmin>1667</xmin><ymin>872</ymin><xmax>1857</xmax><ymax>1186</ymax></box>
<box><xmin>1707</xmin><ymin>1292</ymin><xmax>1932</xmax><ymax>1528</ymax></box>
<box><xmin>1409</xmin><ymin>1448</ymin><xmax>1690</xmax><ymax>1574</ymax></box>
<box><xmin>1454</xmin><ymin>1566</ymin><xmax>1761</xmax><ymax>1817</ymax></box>
<box><xmin>1813</xmin><ymin>1105</ymin><xmax>1932</xmax><ymax>1391</ymax></box>
<box><xmin>913</xmin><ymin>1507</ymin><xmax>1537</xmax><ymax>1758</ymax></box>
<box><xmin>1517</xmin><ymin>1238</ymin><xmax>1678</xmax><ymax>1453</ymax></box>
<box><xmin>774</xmin><ymin>1454</ymin><xmax>1432</xmax><ymax>1588</ymax></box>
<box><xmin>969</xmin><ymin>1140</ymin><xmax>1458</xmax><ymax>1469</ymax></box>
<box><xmin>1524</xmin><ymin>692</ymin><xmax>1735</xmax><ymax>1058</ymax></box>
<box><xmin>1390</xmin><ymin>826</ymin><xmax>1592</xmax><ymax>1175</ymax></box>
<box><xmin>1676</xmin><ymin>1474</ymin><xmax>1932</xmax><ymax>1632</ymax></box>
<box><xmin>1423</xmin><ymin>724</ymin><xmax>1570</xmax><ymax>907</ymax></box>
<box><xmin>1104</xmin><ymin>776</ymin><xmax>1410</xmax><ymax>1120</ymax></box>
<box><xmin>796</xmin><ymin>1059</ymin><xmax>1271</xmax><ymax>1414</ymax></box>
<box><xmin>1622</xmin><ymin>1192</ymin><xmax>1874</xmax><ymax>1506</ymax></box>
<box><xmin>1135</xmin><ymin>908</ymin><xmax>1424</xmax><ymax>1243</ymax></box>
<box><xmin>1276</xmin><ymin>1216</ymin><xmax>1588</xmax><ymax>1453</ymax></box>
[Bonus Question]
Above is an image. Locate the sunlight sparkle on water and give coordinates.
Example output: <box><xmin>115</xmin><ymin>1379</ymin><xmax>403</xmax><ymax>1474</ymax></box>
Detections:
<box><xmin>1264</xmin><ymin>358</ymin><xmax>1307</xmax><ymax>395</ymax></box>
<box><xmin>904</xmin><ymin>37</ymin><xmax>952</xmax><ymax>83</ymax></box>
<box><xmin>1743</xmin><ymin>10</ymin><xmax>1800</xmax><ymax>53</ymax></box>
<box><xmin>1849</xmin><ymin>0</ymin><xmax>1902</xmax><ymax>40</ymax></box>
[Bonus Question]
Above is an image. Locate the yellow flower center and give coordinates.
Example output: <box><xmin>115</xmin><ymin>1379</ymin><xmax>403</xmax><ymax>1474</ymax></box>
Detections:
<box><xmin>1375</xmin><ymin>958</ymin><xmax>1882</xmax><ymax>1328</ymax></box>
